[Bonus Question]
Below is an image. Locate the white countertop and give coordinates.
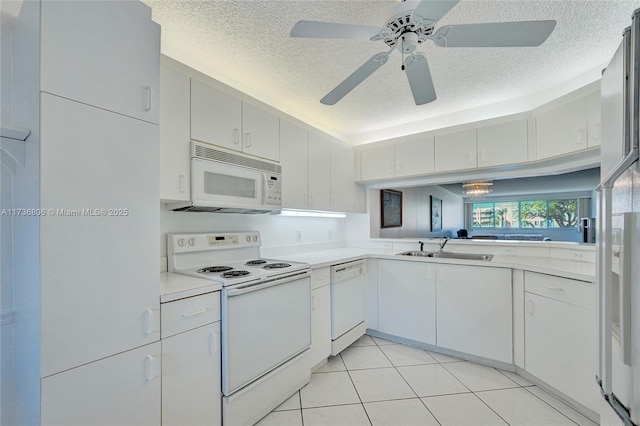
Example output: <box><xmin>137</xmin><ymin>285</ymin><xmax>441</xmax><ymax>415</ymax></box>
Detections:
<box><xmin>281</xmin><ymin>248</ymin><xmax>595</xmax><ymax>282</ymax></box>
<box><xmin>160</xmin><ymin>272</ymin><xmax>222</xmax><ymax>303</ymax></box>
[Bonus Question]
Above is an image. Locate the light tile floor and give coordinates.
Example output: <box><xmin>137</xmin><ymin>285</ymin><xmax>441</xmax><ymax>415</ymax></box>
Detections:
<box><xmin>255</xmin><ymin>335</ymin><xmax>598</xmax><ymax>426</ymax></box>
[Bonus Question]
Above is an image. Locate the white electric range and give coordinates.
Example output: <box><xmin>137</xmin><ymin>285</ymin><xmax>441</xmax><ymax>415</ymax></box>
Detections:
<box><xmin>168</xmin><ymin>231</ymin><xmax>312</xmax><ymax>426</ymax></box>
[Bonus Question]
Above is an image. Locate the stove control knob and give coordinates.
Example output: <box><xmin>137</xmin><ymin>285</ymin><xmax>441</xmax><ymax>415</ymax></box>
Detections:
<box><xmin>188</xmin><ymin>238</ymin><xmax>195</xmax><ymax>247</ymax></box>
<box><xmin>253</xmin><ymin>235</ymin><xmax>258</xmax><ymax>242</ymax></box>
<box><xmin>246</xmin><ymin>235</ymin><xmax>251</xmax><ymax>243</ymax></box>
<box><xmin>177</xmin><ymin>238</ymin><xmax>186</xmax><ymax>247</ymax></box>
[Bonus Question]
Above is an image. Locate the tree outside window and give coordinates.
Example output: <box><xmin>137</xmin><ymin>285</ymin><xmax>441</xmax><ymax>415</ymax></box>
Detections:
<box><xmin>471</xmin><ymin>199</ymin><xmax>578</xmax><ymax>230</ymax></box>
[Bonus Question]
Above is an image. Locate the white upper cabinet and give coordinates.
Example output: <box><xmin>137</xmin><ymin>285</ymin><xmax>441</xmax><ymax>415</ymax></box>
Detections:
<box><xmin>242</xmin><ymin>102</ymin><xmax>281</xmax><ymax>161</ymax></box>
<box><xmin>308</xmin><ymin>132</ymin><xmax>332</xmax><ymax>211</ymax></box>
<box><xmin>534</xmin><ymin>89</ymin><xmax>600</xmax><ymax>160</ymax></box>
<box><xmin>331</xmin><ymin>143</ymin><xmax>358</xmax><ymax>213</ymax></box>
<box><xmin>477</xmin><ymin>119</ymin><xmax>529</xmax><ymax>168</ymax></box>
<box><xmin>586</xmin><ymin>90</ymin><xmax>602</xmax><ymax>148</ymax></box>
<box><xmin>190</xmin><ymin>79</ymin><xmax>280</xmax><ymax>161</ymax></box>
<box><xmin>40</xmin><ymin>1</ymin><xmax>160</xmax><ymax>124</ymax></box>
<box><xmin>360</xmin><ymin>145</ymin><xmax>395</xmax><ymax>181</ymax></box>
<box><xmin>280</xmin><ymin>120</ymin><xmax>309</xmax><ymax>209</ymax></box>
<box><xmin>434</xmin><ymin>129</ymin><xmax>477</xmax><ymax>173</ymax></box>
<box><xmin>160</xmin><ymin>64</ymin><xmax>191</xmax><ymax>203</ymax></box>
<box><xmin>191</xmin><ymin>80</ymin><xmax>243</xmax><ymax>151</ymax></box>
<box><xmin>394</xmin><ymin>137</ymin><xmax>435</xmax><ymax>177</ymax></box>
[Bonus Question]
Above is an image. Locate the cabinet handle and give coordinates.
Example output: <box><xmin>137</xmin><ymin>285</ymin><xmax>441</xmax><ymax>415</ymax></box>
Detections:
<box><xmin>209</xmin><ymin>332</ymin><xmax>218</xmax><ymax>355</ymax></box>
<box><xmin>182</xmin><ymin>308</ymin><xmax>207</xmax><ymax>318</ymax></box>
<box><xmin>179</xmin><ymin>174</ymin><xmax>186</xmax><ymax>193</ymax></box>
<box><xmin>576</xmin><ymin>128</ymin><xmax>586</xmax><ymax>146</ymax></box>
<box><xmin>144</xmin><ymin>355</ymin><xmax>155</xmax><ymax>382</ymax></box>
<box><xmin>589</xmin><ymin>123</ymin><xmax>601</xmax><ymax>141</ymax></box>
<box><xmin>143</xmin><ymin>86</ymin><xmax>152</xmax><ymax>112</ymax></box>
<box><xmin>526</xmin><ymin>299</ymin><xmax>534</xmax><ymax>315</ymax></box>
<box><xmin>544</xmin><ymin>285</ymin><xmax>564</xmax><ymax>291</ymax></box>
<box><xmin>144</xmin><ymin>308</ymin><xmax>153</xmax><ymax>335</ymax></box>
<box><xmin>245</xmin><ymin>132</ymin><xmax>252</xmax><ymax>148</ymax></box>
<box><xmin>234</xmin><ymin>129</ymin><xmax>240</xmax><ymax>144</ymax></box>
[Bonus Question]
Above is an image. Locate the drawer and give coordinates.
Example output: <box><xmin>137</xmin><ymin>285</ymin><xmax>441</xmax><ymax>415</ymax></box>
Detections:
<box><xmin>161</xmin><ymin>292</ymin><xmax>220</xmax><ymax>339</ymax></box>
<box><xmin>311</xmin><ymin>266</ymin><xmax>330</xmax><ymax>290</ymax></box>
<box><xmin>524</xmin><ymin>271</ymin><xmax>595</xmax><ymax>309</ymax></box>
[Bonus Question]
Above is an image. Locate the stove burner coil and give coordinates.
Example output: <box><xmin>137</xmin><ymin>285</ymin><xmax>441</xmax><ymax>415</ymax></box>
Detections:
<box><xmin>222</xmin><ymin>270</ymin><xmax>251</xmax><ymax>278</ymax></box>
<box><xmin>245</xmin><ymin>259</ymin><xmax>268</xmax><ymax>266</ymax></box>
<box><xmin>198</xmin><ymin>266</ymin><xmax>233</xmax><ymax>273</ymax></box>
<box><xmin>263</xmin><ymin>263</ymin><xmax>291</xmax><ymax>270</ymax></box>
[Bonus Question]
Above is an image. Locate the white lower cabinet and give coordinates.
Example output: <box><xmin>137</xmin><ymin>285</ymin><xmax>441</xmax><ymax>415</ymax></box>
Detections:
<box><xmin>310</xmin><ymin>285</ymin><xmax>332</xmax><ymax>369</ymax></box>
<box><xmin>524</xmin><ymin>272</ymin><xmax>598</xmax><ymax>411</ymax></box>
<box><xmin>161</xmin><ymin>292</ymin><xmax>221</xmax><ymax>426</ymax></box>
<box><xmin>436</xmin><ymin>265</ymin><xmax>513</xmax><ymax>363</ymax></box>
<box><xmin>41</xmin><ymin>342</ymin><xmax>161</xmax><ymax>426</ymax></box>
<box><xmin>377</xmin><ymin>259</ymin><xmax>436</xmax><ymax>345</ymax></box>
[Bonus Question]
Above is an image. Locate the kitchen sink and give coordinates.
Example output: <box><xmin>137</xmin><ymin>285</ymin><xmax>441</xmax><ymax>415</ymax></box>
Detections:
<box><xmin>397</xmin><ymin>251</ymin><xmax>493</xmax><ymax>261</ymax></box>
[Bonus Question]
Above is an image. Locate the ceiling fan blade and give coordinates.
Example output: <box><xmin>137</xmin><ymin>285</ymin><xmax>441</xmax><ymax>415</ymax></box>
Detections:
<box><xmin>290</xmin><ymin>20</ymin><xmax>383</xmax><ymax>40</ymax></box>
<box><xmin>321</xmin><ymin>51</ymin><xmax>391</xmax><ymax>105</ymax></box>
<box><xmin>432</xmin><ymin>20</ymin><xmax>556</xmax><ymax>47</ymax></box>
<box><xmin>412</xmin><ymin>1</ymin><xmax>459</xmax><ymax>22</ymax></box>
<box><xmin>404</xmin><ymin>53</ymin><xmax>437</xmax><ymax>105</ymax></box>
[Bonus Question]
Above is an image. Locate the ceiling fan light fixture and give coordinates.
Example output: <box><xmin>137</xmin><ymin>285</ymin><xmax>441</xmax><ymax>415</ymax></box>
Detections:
<box><xmin>462</xmin><ymin>180</ymin><xmax>493</xmax><ymax>196</ymax></box>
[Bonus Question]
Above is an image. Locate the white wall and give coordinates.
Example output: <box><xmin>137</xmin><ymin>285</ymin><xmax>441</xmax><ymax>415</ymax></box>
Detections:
<box><xmin>1</xmin><ymin>1</ymin><xmax>41</xmax><ymax>424</ymax></box>
<box><xmin>160</xmin><ymin>205</ymin><xmax>360</xmax><ymax>260</ymax></box>
<box><xmin>368</xmin><ymin>186</ymin><xmax>464</xmax><ymax>239</ymax></box>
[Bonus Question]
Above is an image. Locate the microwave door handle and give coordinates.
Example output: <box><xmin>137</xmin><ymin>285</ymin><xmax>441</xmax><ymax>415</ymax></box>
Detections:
<box><xmin>262</xmin><ymin>173</ymin><xmax>268</xmax><ymax>206</ymax></box>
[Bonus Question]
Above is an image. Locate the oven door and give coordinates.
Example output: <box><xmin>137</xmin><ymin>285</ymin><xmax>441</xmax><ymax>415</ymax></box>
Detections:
<box><xmin>192</xmin><ymin>158</ymin><xmax>266</xmax><ymax>209</ymax></box>
<box><xmin>222</xmin><ymin>272</ymin><xmax>311</xmax><ymax>396</ymax></box>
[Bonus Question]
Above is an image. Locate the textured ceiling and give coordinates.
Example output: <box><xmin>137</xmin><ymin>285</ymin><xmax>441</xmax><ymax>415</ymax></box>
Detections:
<box><xmin>143</xmin><ymin>0</ymin><xmax>639</xmax><ymax>145</ymax></box>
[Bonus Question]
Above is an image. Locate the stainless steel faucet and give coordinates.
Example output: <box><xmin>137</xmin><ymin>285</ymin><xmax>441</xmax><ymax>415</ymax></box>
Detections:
<box><xmin>438</xmin><ymin>237</ymin><xmax>450</xmax><ymax>252</ymax></box>
<box><xmin>419</xmin><ymin>241</ymin><xmax>425</xmax><ymax>251</ymax></box>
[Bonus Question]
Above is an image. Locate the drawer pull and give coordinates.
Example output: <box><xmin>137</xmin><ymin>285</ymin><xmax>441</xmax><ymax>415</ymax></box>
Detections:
<box><xmin>144</xmin><ymin>309</ymin><xmax>154</xmax><ymax>335</ymax></box>
<box><xmin>145</xmin><ymin>355</ymin><xmax>155</xmax><ymax>382</ymax></box>
<box><xmin>182</xmin><ymin>308</ymin><xmax>207</xmax><ymax>318</ymax></box>
<box><xmin>544</xmin><ymin>285</ymin><xmax>565</xmax><ymax>291</ymax></box>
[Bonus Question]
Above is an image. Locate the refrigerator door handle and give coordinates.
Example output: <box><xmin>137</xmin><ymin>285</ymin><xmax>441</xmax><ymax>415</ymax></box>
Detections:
<box><xmin>596</xmin><ymin>187</ymin><xmax>614</xmax><ymax>396</ymax></box>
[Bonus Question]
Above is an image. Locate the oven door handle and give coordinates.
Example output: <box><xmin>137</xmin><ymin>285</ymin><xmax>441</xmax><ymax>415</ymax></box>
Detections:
<box><xmin>226</xmin><ymin>271</ymin><xmax>311</xmax><ymax>297</ymax></box>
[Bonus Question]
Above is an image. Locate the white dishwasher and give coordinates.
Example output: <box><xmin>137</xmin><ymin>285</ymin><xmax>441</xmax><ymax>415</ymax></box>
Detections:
<box><xmin>330</xmin><ymin>259</ymin><xmax>367</xmax><ymax>355</ymax></box>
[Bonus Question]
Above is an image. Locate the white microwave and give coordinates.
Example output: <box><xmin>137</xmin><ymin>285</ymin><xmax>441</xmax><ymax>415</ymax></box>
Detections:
<box><xmin>168</xmin><ymin>142</ymin><xmax>282</xmax><ymax>213</ymax></box>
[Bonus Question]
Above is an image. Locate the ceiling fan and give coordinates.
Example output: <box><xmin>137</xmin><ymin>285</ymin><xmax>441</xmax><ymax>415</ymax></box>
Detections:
<box><xmin>290</xmin><ymin>0</ymin><xmax>556</xmax><ymax>106</ymax></box>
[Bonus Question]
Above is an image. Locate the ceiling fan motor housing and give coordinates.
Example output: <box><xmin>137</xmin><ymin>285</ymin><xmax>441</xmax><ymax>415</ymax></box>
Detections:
<box><xmin>381</xmin><ymin>2</ymin><xmax>435</xmax><ymax>48</ymax></box>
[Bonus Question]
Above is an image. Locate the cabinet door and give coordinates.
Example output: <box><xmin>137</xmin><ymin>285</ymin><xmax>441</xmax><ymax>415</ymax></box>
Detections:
<box><xmin>242</xmin><ymin>103</ymin><xmax>280</xmax><ymax>161</ymax></box>
<box><xmin>434</xmin><ymin>129</ymin><xmax>477</xmax><ymax>172</ymax></box>
<box><xmin>191</xmin><ymin>79</ymin><xmax>242</xmax><ymax>151</ymax></box>
<box><xmin>525</xmin><ymin>292</ymin><xmax>599</xmax><ymax>410</ymax></box>
<box><xmin>477</xmin><ymin>119</ymin><xmax>528</xmax><ymax>168</ymax></box>
<box><xmin>41</xmin><ymin>342</ymin><xmax>161</xmax><ymax>426</ymax></box>
<box><xmin>160</xmin><ymin>64</ymin><xmax>191</xmax><ymax>202</ymax></box>
<box><xmin>436</xmin><ymin>265</ymin><xmax>512</xmax><ymax>363</ymax></box>
<box><xmin>41</xmin><ymin>1</ymin><xmax>160</xmax><ymax>123</ymax></box>
<box><xmin>162</xmin><ymin>323</ymin><xmax>221</xmax><ymax>426</ymax></box>
<box><xmin>310</xmin><ymin>286</ymin><xmax>332</xmax><ymax>369</ymax></box>
<box><xmin>40</xmin><ymin>94</ymin><xmax>160</xmax><ymax>377</ymax></box>
<box><xmin>331</xmin><ymin>143</ymin><xmax>357</xmax><ymax>213</ymax></box>
<box><xmin>377</xmin><ymin>260</ymin><xmax>436</xmax><ymax>345</ymax></box>
<box><xmin>280</xmin><ymin>120</ymin><xmax>309</xmax><ymax>209</ymax></box>
<box><xmin>394</xmin><ymin>137</ymin><xmax>435</xmax><ymax>177</ymax></box>
<box><xmin>308</xmin><ymin>133</ymin><xmax>332</xmax><ymax>211</ymax></box>
<box><xmin>360</xmin><ymin>145</ymin><xmax>394</xmax><ymax>181</ymax></box>
<box><xmin>586</xmin><ymin>90</ymin><xmax>601</xmax><ymax>148</ymax></box>
<box><xmin>535</xmin><ymin>98</ymin><xmax>588</xmax><ymax>160</ymax></box>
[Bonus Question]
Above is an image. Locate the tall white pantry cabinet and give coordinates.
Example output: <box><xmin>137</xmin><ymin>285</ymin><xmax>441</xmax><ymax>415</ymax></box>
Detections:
<box><xmin>8</xmin><ymin>1</ymin><xmax>161</xmax><ymax>424</ymax></box>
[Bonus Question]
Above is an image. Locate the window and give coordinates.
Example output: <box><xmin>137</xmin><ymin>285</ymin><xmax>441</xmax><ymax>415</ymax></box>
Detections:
<box><xmin>471</xmin><ymin>199</ymin><xmax>578</xmax><ymax>229</ymax></box>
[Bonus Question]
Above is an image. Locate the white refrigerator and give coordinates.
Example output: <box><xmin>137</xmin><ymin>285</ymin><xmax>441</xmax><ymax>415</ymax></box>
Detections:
<box><xmin>598</xmin><ymin>7</ymin><xmax>640</xmax><ymax>426</ymax></box>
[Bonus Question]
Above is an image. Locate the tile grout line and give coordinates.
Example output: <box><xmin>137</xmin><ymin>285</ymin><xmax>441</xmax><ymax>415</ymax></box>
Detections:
<box><xmin>340</xmin><ymin>352</ymin><xmax>374</xmax><ymax>426</ymax></box>
<box><xmin>373</xmin><ymin>336</ymin><xmax>445</xmax><ymax>426</ymax></box>
<box><xmin>522</xmin><ymin>386</ymin><xmax>588</xmax><ymax>426</ymax></box>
